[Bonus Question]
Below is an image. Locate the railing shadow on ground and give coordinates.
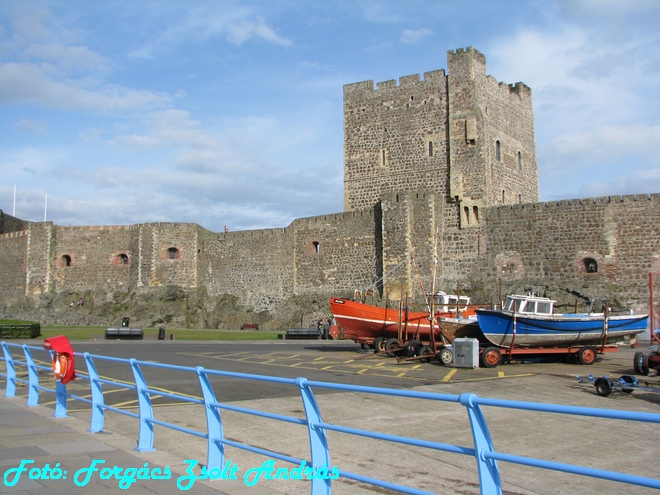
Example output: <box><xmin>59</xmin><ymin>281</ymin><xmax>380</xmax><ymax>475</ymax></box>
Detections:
<box><xmin>2</xmin><ymin>341</ymin><xmax>659</xmax><ymax>495</ymax></box>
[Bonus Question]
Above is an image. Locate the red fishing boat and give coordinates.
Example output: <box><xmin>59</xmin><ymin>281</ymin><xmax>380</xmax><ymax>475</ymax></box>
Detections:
<box><xmin>329</xmin><ymin>292</ymin><xmax>476</xmax><ymax>352</ymax></box>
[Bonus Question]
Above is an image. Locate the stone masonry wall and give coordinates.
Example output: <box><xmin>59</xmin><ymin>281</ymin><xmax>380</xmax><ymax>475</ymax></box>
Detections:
<box><xmin>476</xmin><ymin>194</ymin><xmax>660</xmax><ymax>311</ymax></box>
<box><xmin>343</xmin><ymin>69</ymin><xmax>449</xmax><ymax>212</ymax></box>
<box><xmin>0</xmin><ymin>231</ymin><xmax>28</xmax><ymax>298</ymax></box>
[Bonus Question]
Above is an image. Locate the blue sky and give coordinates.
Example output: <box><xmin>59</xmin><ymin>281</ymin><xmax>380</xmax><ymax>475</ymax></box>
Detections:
<box><xmin>1</xmin><ymin>0</ymin><xmax>659</xmax><ymax>233</ymax></box>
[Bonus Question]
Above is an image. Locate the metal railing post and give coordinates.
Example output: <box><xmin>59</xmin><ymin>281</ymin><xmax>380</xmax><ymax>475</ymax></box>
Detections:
<box><xmin>1</xmin><ymin>343</ymin><xmax>17</xmax><ymax>398</ymax></box>
<box><xmin>296</xmin><ymin>377</ymin><xmax>332</xmax><ymax>495</ymax></box>
<box><xmin>23</xmin><ymin>346</ymin><xmax>39</xmax><ymax>407</ymax></box>
<box><xmin>84</xmin><ymin>353</ymin><xmax>105</xmax><ymax>432</ymax></box>
<box><xmin>196</xmin><ymin>366</ymin><xmax>225</xmax><ymax>469</ymax></box>
<box><xmin>460</xmin><ymin>393</ymin><xmax>502</xmax><ymax>495</ymax></box>
<box><xmin>130</xmin><ymin>358</ymin><xmax>155</xmax><ymax>452</ymax></box>
<box><xmin>53</xmin><ymin>380</ymin><xmax>68</xmax><ymax>417</ymax></box>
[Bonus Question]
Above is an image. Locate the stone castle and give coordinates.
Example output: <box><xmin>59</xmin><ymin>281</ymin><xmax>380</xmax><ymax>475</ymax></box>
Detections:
<box><xmin>1</xmin><ymin>47</ymin><xmax>658</xmax><ymax>328</ymax></box>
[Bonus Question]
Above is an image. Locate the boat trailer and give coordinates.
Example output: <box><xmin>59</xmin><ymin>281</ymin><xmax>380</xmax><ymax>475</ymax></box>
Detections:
<box><xmin>577</xmin><ymin>374</ymin><xmax>660</xmax><ymax>397</ymax></box>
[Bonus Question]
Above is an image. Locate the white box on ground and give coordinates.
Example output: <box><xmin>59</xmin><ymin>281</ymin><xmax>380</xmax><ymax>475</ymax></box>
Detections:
<box><xmin>453</xmin><ymin>338</ymin><xmax>479</xmax><ymax>368</ymax></box>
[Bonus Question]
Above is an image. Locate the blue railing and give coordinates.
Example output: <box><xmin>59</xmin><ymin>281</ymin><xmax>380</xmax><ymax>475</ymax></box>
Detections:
<box><xmin>2</xmin><ymin>341</ymin><xmax>659</xmax><ymax>494</ymax></box>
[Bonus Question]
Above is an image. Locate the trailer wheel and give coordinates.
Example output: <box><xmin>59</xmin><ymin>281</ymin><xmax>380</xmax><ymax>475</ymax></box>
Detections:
<box><xmin>386</xmin><ymin>338</ymin><xmax>403</xmax><ymax>356</ymax></box>
<box><xmin>373</xmin><ymin>337</ymin><xmax>387</xmax><ymax>353</ymax></box>
<box><xmin>594</xmin><ymin>377</ymin><xmax>612</xmax><ymax>397</ymax></box>
<box><xmin>419</xmin><ymin>346</ymin><xmax>434</xmax><ymax>363</ymax></box>
<box><xmin>439</xmin><ymin>347</ymin><xmax>453</xmax><ymax>366</ymax></box>
<box><xmin>633</xmin><ymin>351</ymin><xmax>649</xmax><ymax>375</ymax></box>
<box><xmin>619</xmin><ymin>375</ymin><xmax>636</xmax><ymax>393</ymax></box>
<box><xmin>405</xmin><ymin>341</ymin><xmax>423</xmax><ymax>357</ymax></box>
<box><xmin>480</xmin><ymin>347</ymin><xmax>501</xmax><ymax>368</ymax></box>
<box><xmin>578</xmin><ymin>346</ymin><xmax>597</xmax><ymax>365</ymax></box>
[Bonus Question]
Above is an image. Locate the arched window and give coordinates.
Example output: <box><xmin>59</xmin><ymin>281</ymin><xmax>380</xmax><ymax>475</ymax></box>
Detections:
<box><xmin>61</xmin><ymin>255</ymin><xmax>72</xmax><ymax>267</ymax></box>
<box><xmin>472</xmin><ymin>206</ymin><xmax>479</xmax><ymax>222</ymax></box>
<box><xmin>463</xmin><ymin>206</ymin><xmax>470</xmax><ymax>225</ymax></box>
<box><xmin>517</xmin><ymin>151</ymin><xmax>522</xmax><ymax>170</ymax></box>
<box><xmin>495</xmin><ymin>140</ymin><xmax>501</xmax><ymax>161</ymax></box>
<box><xmin>428</xmin><ymin>141</ymin><xmax>433</xmax><ymax>157</ymax></box>
<box><xmin>518</xmin><ymin>193</ymin><xmax>522</xmax><ymax>204</ymax></box>
<box><xmin>312</xmin><ymin>241</ymin><xmax>321</xmax><ymax>254</ymax></box>
<box><xmin>167</xmin><ymin>247</ymin><xmax>180</xmax><ymax>259</ymax></box>
<box><xmin>117</xmin><ymin>253</ymin><xmax>129</xmax><ymax>264</ymax></box>
<box><xmin>502</xmin><ymin>190</ymin><xmax>506</xmax><ymax>204</ymax></box>
<box><xmin>584</xmin><ymin>258</ymin><xmax>598</xmax><ymax>273</ymax></box>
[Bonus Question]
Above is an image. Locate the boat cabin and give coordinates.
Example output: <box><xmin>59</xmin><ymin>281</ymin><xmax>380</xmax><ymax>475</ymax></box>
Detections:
<box><xmin>503</xmin><ymin>295</ymin><xmax>554</xmax><ymax>316</ymax></box>
<box><xmin>429</xmin><ymin>291</ymin><xmax>471</xmax><ymax>312</ymax></box>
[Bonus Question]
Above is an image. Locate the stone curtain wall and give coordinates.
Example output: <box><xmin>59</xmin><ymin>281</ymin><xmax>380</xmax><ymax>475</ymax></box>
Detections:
<box><xmin>1</xmin><ymin>193</ymin><xmax>659</xmax><ymax>320</ymax></box>
<box><xmin>291</xmin><ymin>210</ymin><xmax>378</xmax><ymax>299</ymax></box>
<box><xmin>0</xmin><ymin>211</ymin><xmax>32</xmax><ymax>234</ymax></box>
<box><xmin>0</xmin><ymin>231</ymin><xmax>28</xmax><ymax>298</ymax></box>
<box><xmin>50</xmin><ymin>225</ymin><xmax>135</xmax><ymax>293</ymax></box>
<box><xmin>197</xmin><ymin>227</ymin><xmax>294</xmax><ymax>312</ymax></box>
<box><xmin>477</xmin><ymin>194</ymin><xmax>660</xmax><ymax>310</ymax></box>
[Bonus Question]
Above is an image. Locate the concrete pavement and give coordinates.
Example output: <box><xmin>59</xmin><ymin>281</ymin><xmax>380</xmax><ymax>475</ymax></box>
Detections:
<box><xmin>1</xmin><ymin>342</ymin><xmax>659</xmax><ymax>495</ymax></box>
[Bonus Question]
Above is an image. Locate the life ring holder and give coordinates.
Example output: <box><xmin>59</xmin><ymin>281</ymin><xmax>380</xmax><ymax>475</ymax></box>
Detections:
<box><xmin>43</xmin><ymin>335</ymin><xmax>76</xmax><ymax>384</ymax></box>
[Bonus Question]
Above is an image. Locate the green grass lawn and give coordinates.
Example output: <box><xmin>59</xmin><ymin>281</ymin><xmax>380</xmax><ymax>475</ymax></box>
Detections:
<box><xmin>38</xmin><ymin>326</ymin><xmax>280</xmax><ymax>341</ymax></box>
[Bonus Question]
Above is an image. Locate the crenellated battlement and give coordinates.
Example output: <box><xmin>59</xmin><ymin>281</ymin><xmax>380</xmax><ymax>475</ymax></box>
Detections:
<box><xmin>344</xmin><ymin>69</ymin><xmax>446</xmax><ymax>95</ymax></box>
<box><xmin>0</xmin><ymin>230</ymin><xmax>27</xmax><ymax>240</ymax></box>
<box><xmin>488</xmin><ymin>194</ymin><xmax>660</xmax><ymax>218</ymax></box>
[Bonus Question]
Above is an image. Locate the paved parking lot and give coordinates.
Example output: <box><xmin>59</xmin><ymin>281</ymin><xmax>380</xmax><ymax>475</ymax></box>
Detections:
<box><xmin>2</xmin><ymin>339</ymin><xmax>659</xmax><ymax>495</ymax></box>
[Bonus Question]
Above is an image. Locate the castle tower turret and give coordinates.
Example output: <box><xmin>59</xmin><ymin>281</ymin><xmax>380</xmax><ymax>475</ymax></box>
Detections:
<box><xmin>447</xmin><ymin>47</ymin><xmax>538</xmax><ymax>227</ymax></box>
<box><xmin>343</xmin><ymin>46</ymin><xmax>539</xmax><ymax>226</ymax></box>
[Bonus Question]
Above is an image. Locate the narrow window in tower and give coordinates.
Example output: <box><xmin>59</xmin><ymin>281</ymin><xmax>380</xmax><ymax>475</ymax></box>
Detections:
<box><xmin>502</xmin><ymin>190</ymin><xmax>506</xmax><ymax>203</ymax></box>
<box><xmin>463</xmin><ymin>206</ymin><xmax>470</xmax><ymax>225</ymax></box>
<box><xmin>428</xmin><ymin>141</ymin><xmax>433</xmax><ymax>156</ymax></box>
<box><xmin>167</xmin><ymin>247</ymin><xmax>180</xmax><ymax>259</ymax></box>
<box><xmin>517</xmin><ymin>151</ymin><xmax>522</xmax><ymax>170</ymax></box>
<box><xmin>313</xmin><ymin>241</ymin><xmax>321</xmax><ymax>254</ymax></box>
<box><xmin>61</xmin><ymin>254</ymin><xmax>72</xmax><ymax>267</ymax></box>
<box><xmin>473</xmin><ymin>206</ymin><xmax>479</xmax><ymax>222</ymax></box>
<box><xmin>518</xmin><ymin>194</ymin><xmax>522</xmax><ymax>204</ymax></box>
<box><xmin>380</xmin><ymin>149</ymin><xmax>387</xmax><ymax>166</ymax></box>
<box><xmin>584</xmin><ymin>258</ymin><xmax>598</xmax><ymax>273</ymax></box>
<box><xmin>495</xmin><ymin>140</ymin><xmax>501</xmax><ymax>161</ymax></box>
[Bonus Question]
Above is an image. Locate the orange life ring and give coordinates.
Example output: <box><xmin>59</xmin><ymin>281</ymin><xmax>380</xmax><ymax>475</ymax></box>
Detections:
<box><xmin>52</xmin><ymin>352</ymin><xmax>73</xmax><ymax>383</ymax></box>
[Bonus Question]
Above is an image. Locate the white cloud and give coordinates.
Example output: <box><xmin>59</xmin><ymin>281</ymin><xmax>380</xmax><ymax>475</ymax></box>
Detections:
<box><xmin>12</xmin><ymin>118</ymin><xmax>48</xmax><ymax>134</ymax></box>
<box><xmin>0</xmin><ymin>62</ymin><xmax>172</xmax><ymax>110</ymax></box>
<box><xmin>400</xmin><ymin>28</ymin><xmax>432</xmax><ymax>45</ymax></box>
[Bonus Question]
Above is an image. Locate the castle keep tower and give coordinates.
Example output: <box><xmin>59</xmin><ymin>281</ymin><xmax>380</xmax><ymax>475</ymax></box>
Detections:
<box><xmin>343</xmin><ymin>47</ymin><xmax>539</xmax><ymax>225</ymax></box>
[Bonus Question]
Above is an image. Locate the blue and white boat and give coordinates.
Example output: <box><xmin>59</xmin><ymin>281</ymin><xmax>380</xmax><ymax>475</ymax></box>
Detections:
<box><xmin>475</xmin><ymin>294</ymin><xmax>648</xmax><ymax>348</ymax></box>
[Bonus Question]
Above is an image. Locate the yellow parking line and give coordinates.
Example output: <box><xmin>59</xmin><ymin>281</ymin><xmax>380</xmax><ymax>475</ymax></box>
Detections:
<box><xmin>442</xmin><ymin>368</ymin><xmax>458</xmax><ymax>382</ymax></box>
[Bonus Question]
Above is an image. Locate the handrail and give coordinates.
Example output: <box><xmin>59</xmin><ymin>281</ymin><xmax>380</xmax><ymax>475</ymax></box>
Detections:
<box><xmin>2</xmin><ymin>341</ymin><xmax>659</xmax><ymax>494</ymax></box>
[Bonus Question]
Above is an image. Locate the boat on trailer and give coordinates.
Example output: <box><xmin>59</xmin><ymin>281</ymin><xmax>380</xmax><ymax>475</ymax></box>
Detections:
<box><xmin>329</xmin><ymin>291</ymin><xmax>474</xmax><ymax>352</ymax></box>
<box><xmin>475</xmin><ymin>294</ymin><xmax>648</xmax><ymax>348</ymax></box>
